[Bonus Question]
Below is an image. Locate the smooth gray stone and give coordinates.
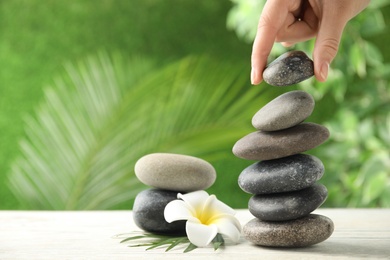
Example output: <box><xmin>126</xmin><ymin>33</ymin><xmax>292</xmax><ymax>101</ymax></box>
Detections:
<box><xmin>232</xmin><ymin>122</ymin><xmax>329</xmax><ymax>161</ymax></box>
<box><xmin>238</xmin><ymin>154</ymin><xmax>324</xmax><ymax>194</ymax></box>
<box><xmin>132</xmin><ymin>189</ymin><xmax>186</xmax><ymax>234</ymax></box>
<box><xmin>135</xmin><ymin>153</ymin><xmax>216</xmax><ymax>192</ymax></box>
<box><xmin>248</xmin><ymin>183</ymin><xmax>328</xmax><ymax>221</ymax></box>
<box><xmin>252</xmin><ymin>90</ymin><xmax>314</xmax><ymax>131</ymax></box>
<box><xmin>243</xmin><ymin>214</ymin><xmax>334</xmax><ymax>247</ymax></box>
<box><xmin>263</xmin><ymin>50</ymin><xmax>314</xmax><ymax>86</ymax></box>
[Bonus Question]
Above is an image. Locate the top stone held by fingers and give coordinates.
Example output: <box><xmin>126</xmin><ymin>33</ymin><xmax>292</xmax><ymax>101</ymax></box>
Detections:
<box><xmin>262</xmin><ymin>50</ymin><xmax>314</xmax><ymax>86</ymax></box>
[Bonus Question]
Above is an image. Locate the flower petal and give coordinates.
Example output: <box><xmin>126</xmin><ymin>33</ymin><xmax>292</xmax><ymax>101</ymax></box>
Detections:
<box><xmin>164</xmin><ymin>200</ymin><xmax>193</xmax><ymax>223</ymax></box>
<box><xmin>186</xmin><ymin>219</ymin><xmax>218</xmax><ymax>247</ymax></box>
<box><xmin>203</xmin><ymin>194</ymin><xmax>236</xmax><ymax>216</ymax></box>
<box><xmin>178</xmin><ymin>190</ymin><xmax>209</xmax><ymax>214</ymax></box>
<box><xmin>213</xmin><ymin>215</ymin><xmax>242</xmax><ymax>243</ymax></box>
<box><xmin>213</xmin><ymin>214</ymin><xmax>242</xmax><ymax>232</ymax></box>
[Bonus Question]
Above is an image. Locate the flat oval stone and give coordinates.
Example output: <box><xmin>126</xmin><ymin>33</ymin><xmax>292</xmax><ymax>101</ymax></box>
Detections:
<box><xmin>252</xmin><ymin>90</ymin><xmax>315</xmax><ymax>131</ymax></box>
<box><xmin>243</xmin><ymin>214</ymin><xmax>334</xmax><ymax>247</ymax></box>
<box><xmin>135</xmin><ymin>153</ymin><xmax>216</xmax><ymax>192</ymax></box>
<box><xmin>238</xmin><ymin>154</ymin><xmax>324</xmax><ymax>194</ymax></box>
<box><xmin>263</xmin><ymin>50</ymin><xmax>314</xmax><ymax>86</ymax></box>
<box><xmin>248</xmin><ymin>183</ymin><xmax>328</xmax><ymax>221</ymax></box>
<box><xmin>232</xmin><ymin>123</ymin><xmax>329</xmax><ymax>161</ymax></box>
<box><xmin>133</xmin><ymin>189</ymin><xmax>186</xmax><ymax>234</ymax></box>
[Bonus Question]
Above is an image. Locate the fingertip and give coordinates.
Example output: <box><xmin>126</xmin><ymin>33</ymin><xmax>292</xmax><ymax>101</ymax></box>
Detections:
<box><xmin>314</xmin><ymin>62</ymin><xmax>329</xmax><ymax>82</ymax></box>
<box><xmin>251</xmin><ymin>67</ymin><xmax>263</xmax><ymax>85</ymax></box>
<box><xmin>280</xmin><ymin>41</ymin><xmax>295</xmax><ymax>48</ymax></box>
<box><xmin>250</xmin><ymin>68</ymin><xmax>256</xmax><ymax>85</ymax></box>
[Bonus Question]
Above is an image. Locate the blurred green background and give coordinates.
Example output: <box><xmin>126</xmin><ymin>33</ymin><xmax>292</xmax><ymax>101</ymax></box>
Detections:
<box><xmin>1</xmin><ymin>0</ymin><xmax>389</xmax><ymax>210</ymax></box>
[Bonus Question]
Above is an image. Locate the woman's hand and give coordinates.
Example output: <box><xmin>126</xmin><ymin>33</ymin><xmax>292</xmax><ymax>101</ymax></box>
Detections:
<box><xmin>250</xmin><ymin>0</ymin><xmax>370</xmax><ymax>85</ymax></box>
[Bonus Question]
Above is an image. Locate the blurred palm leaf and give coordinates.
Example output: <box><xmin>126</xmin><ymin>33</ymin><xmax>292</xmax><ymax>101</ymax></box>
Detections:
<box><xmin>8</xmin><ymin>53</ymin><xmax>264</xmax><ymax>210</ymax></box>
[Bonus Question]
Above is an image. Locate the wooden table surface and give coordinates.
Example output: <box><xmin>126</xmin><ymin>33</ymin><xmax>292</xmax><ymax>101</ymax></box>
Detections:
<box><xmin>1</xmin><ymin>209</ymin><xmax>389</xmax><ymax>259</ymax></box>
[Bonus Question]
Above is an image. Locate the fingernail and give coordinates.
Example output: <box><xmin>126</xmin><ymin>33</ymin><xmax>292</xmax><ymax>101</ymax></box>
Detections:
<box><xmin>320</xmin><ymin>62</ymin><xmax>329</xmax><ymax>81</ymax></box>
<box><xmin>251</xmin><ymin>68</ymin><xmax>257</xmax><ymax>85</ymax></box>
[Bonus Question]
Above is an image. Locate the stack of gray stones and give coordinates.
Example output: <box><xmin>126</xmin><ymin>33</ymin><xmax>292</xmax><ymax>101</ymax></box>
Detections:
<box><xmin>132</xmin><ymin>153</ymin><xmax>216</xmax><ymax>234</ymax></box>
<box><xmin>233</xmin><ymin>51</ymin><xmax>334</xmax><ymax>247</ymax></box>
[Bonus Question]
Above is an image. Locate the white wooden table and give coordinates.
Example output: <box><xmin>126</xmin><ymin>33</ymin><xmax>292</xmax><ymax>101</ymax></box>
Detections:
<box><xmin>1</xmin><ymin>209</ymin><xmax>389</xmax><ymax>259</ymax></box>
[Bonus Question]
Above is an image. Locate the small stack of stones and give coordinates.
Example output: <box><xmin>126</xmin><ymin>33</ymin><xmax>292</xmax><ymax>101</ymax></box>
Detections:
<box><xmin>232</xmin><ymin>51</ymin><xmax>334</xmax><ymax>247</ymax></box>
<box><xmin>132</xmin><ymin>153</ymin><xmax>216</xmax><ymax>234</ymax></box>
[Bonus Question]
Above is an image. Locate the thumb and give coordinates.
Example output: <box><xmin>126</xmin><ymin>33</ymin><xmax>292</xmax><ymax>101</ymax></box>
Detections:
<box><xmin>313</xmin><ymin>14</ymin><xmax>347</xmax><ymax>82</ymax></box>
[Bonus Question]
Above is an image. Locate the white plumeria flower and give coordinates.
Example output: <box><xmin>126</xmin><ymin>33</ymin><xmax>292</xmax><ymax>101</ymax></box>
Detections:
<box><xmin>164</xmin><ymin>190</ymin><xmax>242</xmax><ymax>247</ymax></box>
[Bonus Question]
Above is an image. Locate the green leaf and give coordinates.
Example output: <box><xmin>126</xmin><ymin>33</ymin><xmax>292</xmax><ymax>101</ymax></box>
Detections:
<box><xmin>118</xmin><ymin>232</ymin><xmax>173</xmax><ymax>243</ymax></box>
<box><xmin>213</xmin><ymin>241</ymin><xmax>223</xmax><ymax>251</ymax></box>
<box><xmin>146</xmin><ymin>237</ymin><xmax>182</xmax><ymax>251</ymax></box>
<box><xmin>212</xmin><ymin>233</ymin><xmax>225</xmax><ymax>251</ymax></box>
<box><xmin>183</xmin><ymin>243</ymin><xmax>198</xmax><ymax>253</ymax></box>
<box><xmin>116</xmin><ymin>232</ymin><xmax>192</xmax><ymax>252</ymax></box>
<box><xmin>364</xmin><ymin>41</ymin><xmax>383</xmax><ymax>67</ymax></box>
<box><xmin>165</xmin><ymin>237</ymin><xmax>187</xmax><ymax>252</ymax></box>
<box><xmin>360</xmin><ymin>10</ymin><xmax>387</xmax><ymax>36</ymax></box>
<box><xmin>362</xmin><ymin>171</ymin><xmax>388</xmax><ymax>205</ymax></box>
<box><xmin>350</xmin><ymin>43</ymin><xmax>366</xmax><ymax>78</ymax></box>
<box><xmin>367</xmin><ymin>0</ymin><xmax>390</xmax><ymax>9</ymax></box>
<box><xmin>129</xmin><ymin>243</ymin><xmax>154</xmax><ymax>248</ymax></box>
<box><xmin>116</xmin><ymin>232</ymin><xmax>228</xmax><ymax>253</ymax></box>
<box><xmin>226</xmin><ymin>0</ymin><xmax>266</xmax><ymax>42</ymax></box>
<box><xmin>120</xmin><ymin>236</ymin><xmax>146</xmax><ymax>243</ymax></box>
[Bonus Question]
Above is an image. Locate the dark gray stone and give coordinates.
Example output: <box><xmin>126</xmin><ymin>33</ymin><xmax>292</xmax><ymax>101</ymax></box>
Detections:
<box><xmin>232</xmin><ymin>123</ymin><xmax>329</xmax><ymax>161</ymax></box>
<box><xmin>248</xmin><ymin>183</ymin><xmax>328</xmax><ymax>221</ymax></box>
<box><xmin>135</xmin><ymin>153</ymin><xmax>216</xmax><ymax>192</ymax></box>
<box><xmin>238</xmin><ymin>154</ymin><xmax>324</xmax><ymax>194</ymax></box>
<box><xmin>252</xmin><ymin>90</ymin><xmax>315</xmax><ymax>131</ymax></box>
<box><xmin>132</xmin><ymin>189</ymin><xmax>186</xmax><ymax>234</ymax></box>
<box><xmin>263</xmin><ymin>50</ymin><xmax>314</xmax><ymax>86</ymax></box>
<box><xmin>243</xmin><ymin>214</ymin><xmax>334</xmax><ymax>247</ymax></box>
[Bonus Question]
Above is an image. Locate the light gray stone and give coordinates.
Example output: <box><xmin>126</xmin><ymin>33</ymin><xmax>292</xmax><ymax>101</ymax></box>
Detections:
<box><xmin>252</xmin><ymin>90</ymin><xmax>314</xmax><ymax>131</ymax></box>
<box><xmin>248</xmin><ymin>183</ymin><xmax>328</xmax><ymax>221</ymax></box>
<box><xmin>132</xmin><ymin>189</ymin><xmax>186</xmax><ymax>234</ymax></box>
<box><xmin>135</xmin><ymin>153</ymin><xmax>216</xmax><ymax>192</ymax></box>
<box><xmin>238</xmin><ymin>154</ymin><xmax>324</xmax><ymax>194</ymax></box>
<box><xmin>263</xmin><ymin>50</ymin><xmax>314</xmax><ymax>86</ymax></box>
<box><xmin>243</xmin><ymin>214</ymin><xmax>334</xmax><ymax>247</ymax></box>
<box><xmin>232</xmin><ymin>123</ymin><xmax>329</xmax><ymax>161</ymax></box>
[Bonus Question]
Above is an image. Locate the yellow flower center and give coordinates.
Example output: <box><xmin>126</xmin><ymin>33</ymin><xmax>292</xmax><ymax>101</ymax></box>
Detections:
<box><xmin>196</xmin><ymin>209</ymin><xmax>216</xmax><ymax>225</ymax></box>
